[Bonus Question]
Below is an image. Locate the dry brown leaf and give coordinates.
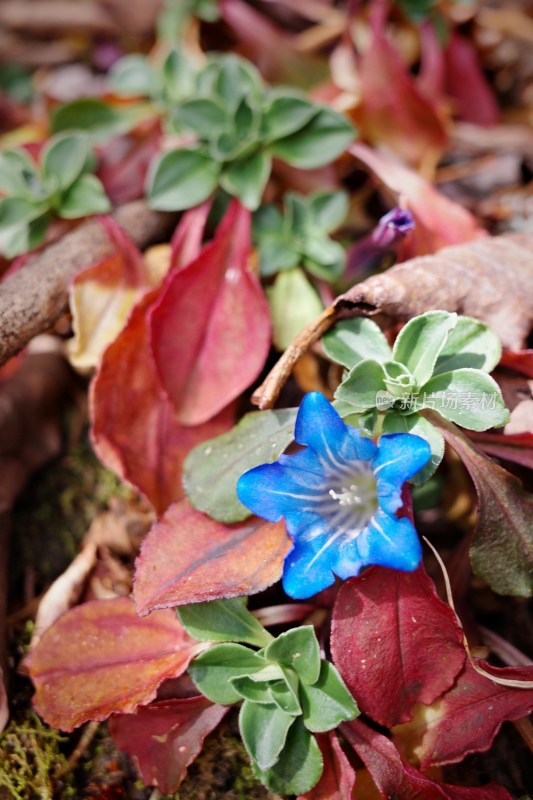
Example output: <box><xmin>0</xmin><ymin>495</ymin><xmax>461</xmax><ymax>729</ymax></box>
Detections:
<box><xmin>335</xmin><ymin>233</ymin><xmax>533</xmax><ymax>350</ymax></box>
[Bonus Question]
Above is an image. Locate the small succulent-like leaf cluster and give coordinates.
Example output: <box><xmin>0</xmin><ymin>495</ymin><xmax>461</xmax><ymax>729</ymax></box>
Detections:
<box><xmin>0</xmin><ymin>133</ymin><xmax>110</xmax><ymax>257</ymax></box>
<box><xmin>179</xmin><ymin>598</ymin><xmax>358</xmax><ymax>795</ymax></box>
<box><xmin>111</xmin><ymin>48</ymin><xmax>355</xmax><ymax>211</ymax></box>
<box><xmin>324</xmin><ymin>311</ymin><xmax>509</xmax><ymax>482</ymax></box>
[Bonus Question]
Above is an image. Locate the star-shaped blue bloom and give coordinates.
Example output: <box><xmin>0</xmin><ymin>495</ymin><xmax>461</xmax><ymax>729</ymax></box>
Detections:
<box><xmin>236</xmin><ymin>392</ymin><xmax>431</xmax><ymax>599</ymax></box>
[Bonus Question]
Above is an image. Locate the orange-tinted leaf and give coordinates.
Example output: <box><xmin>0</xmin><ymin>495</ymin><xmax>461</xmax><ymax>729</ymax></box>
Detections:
<box><xmin>109</xmin><ymin>697</ymin><xmax>228</xmax><ymax>792</ymax></box>
<box><xmin>499</xmin><ymin>350</ymin><xmax>533</xmax><ymax>379</ymax></box>
<box><xmin>353</xmin><ymin>4</ymin><xmax>446</xmax><ymax>166</ymax></box>
<box><xmin>149</xmin><ymin>200</ymin><xmax>271</xmax><ymax>425</ymax></box>
<box><xmin>401</xmin><ymin>658</ymin><xmax>533</xmax><ymax>769</ymax></box>
<box><xmin>90</xmin><ymin>288</ymin><xmax>234</xmax><ymax>514</ymax></box>
<box><xmin>67</xmin><ymin>217</ymin><xmax>158</xmax><ymax>370</ymax></box>
<box><xmin>298</xmin><ymin>731</ymin><xmax>356</xmax><ymax>800</ymax></box>
<box><xmin>26</xmin><ymin>597</ymin><xmax>203</xmax><ymax>731</ymax></box>
<box><xmin>349</xmin><ymin>143</ymin><xmax>485</xmax><ymax>257</ymax></box>
<box><xmin>331</xmin><ymin>566</ymin><xmax>465</xmax><ymax>728</ymax></box>
<box><xmin>134</xmin><ymin>500</ymin><xmax>291</xmax><ymax>615</ymax></box>
<box><xmin>342</xmin><ymin>718</ymin><xmax>512</xmax><ymax>800</ymax></box>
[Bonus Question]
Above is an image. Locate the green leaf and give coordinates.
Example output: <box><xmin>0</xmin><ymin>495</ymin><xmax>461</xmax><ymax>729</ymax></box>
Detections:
<box><xmin>240</xmin><ymin>700</ymin><xmax>295</xmax><ymax>770</ymax></box>
<box><xmin>253</xmin><ymin>717</ymin><xmax>323</xmax><ymax>795</ymax></box>
<box><xmin>58</xmin><ymin>174</ymin><xmax>111</xmax><ymax>219</ymax></box>
<box><xmin>267</xmin><ymin>268</ymin><xmax>323</xmax><ymax>351</ymax></box>
<box><xmin>177</xmin><ymin>98</ymin><xmax>228</xmax><ymax>136</ymax></box>
<box><xmin>41</xmin><ymin>133</ymin><xmax>90</xmax><ymax>193</ymax></box>
<box><xmin>420</xmin><ymin>369</ymin><xmax>509</xmax><ymax>431</ymax></box>
<box><xmin>308</xmin><ymin>190</ymin><xmax>349</xmax><ymax>232</ymax></box>
<box><xmin>147</xmin><ymin>148</ymin><xmax>220</xmax><ymax>211</ymax></box>
<box><xmin>51</xmin><ymin>99</ymin><xmax>133</xmax><ymax>141</ymax></box>
<box><xmin>188</xmin><ymin>643</ymin><xmax>266</xmax><ymax>704</ymax></box>
<box><xmin>0</xmin><ymin>208</ymin><xmax>50</xmax><ymax>258</ymax></box>
<box><xmin>392</xmin><ymin>311</ymin><xmax>458</xmax><ymax>387</ymax></box>
<box><xmin>110</xmin><ymin>54</ymin><xmax>159</xmax><ymax>98</ymax></box>
<box><xmin>220</xmin><ymin>150</ymin><xmax>271</xmax><ymax>211</ymax></box>
<box><xmin>178</xmin><ymin>598</ymin><xmax>273</xmax><ymax>647</ymax></box>
<box><xmin>213</xmin><ymin>55</ymin><xmax>262</xmax><ymax>110</ymax></box>
<box><xmin>162</xmin><ymin>48</ymin><xmax>197</xmax><ymax>103</ymax></box>
<box><xmin>300</xmin><ymin>661</ymin><xmax>358</xmax><ymax>732</ymax></box>
<box><xmin>183</xmin><ymin>408</ymin><xmax>296</xmax><ymax>523</ymax></box>
<box><xmin>302</xmin><ymin>236</ymin><xmax>345</xmax><ymax>282</ymax></box>
<box><xmin>258</xmin><ymin>238</ymin><xmax>300</xmax><ymax>276</ymax></box>
<box><xmin>253</xmin><ymin>204</ymin><xmax>284</xmax><ymax>239</ymax></box>
<box><xmin>335</xmin><ymin>359</ymin><xmax>387</xmax><ymax>410</ymax></box>
<box><xmin>263</xmin><ymin>626</ymin><xmax>321</xmax><ymax>685</ymax></box>
<box><xmin>382</xmin><ymin>410</ymin><xmax>445</xmax><ymax>484</ymax></box>
<box><xmin>322</xmin><ymin>318</ymin><xmax>392</xmax><ymax>369</ymax></box>
<box><xmin>285</xmin><ymin>192</ymin><xmax>311</xmax><ymax>238</ymax></box>
<box><xmin>269</xmin><ymin>671</ymin><xmax>302</xmax><ymax>716</ymax></box>
<box><xmin>262</xmin><ymin>92</ymin><xmax>317</xmax><ymax>142</ymax></box>
<box><xmin>230</xmin><ymin>675</ymin><xmax>275</xmax><ymax>704</ymax></box>
<box><xmin>0</xmin><ymin>149</ymin><xmax>40</xmax><ymax>197</ymax></box>
<box><xmin>268</xmin><ymin>107</ymin><xmax>355</xmax><ymax>168</ymax></box>
<box><xmin>432</xmin><ymin>414</ymin><xmax>533</xmax><ymax>597</ymax></box>
<box><xmin>433</xmin><ymin>315</ymin><xmax>502</xmax><ymax>375</ymax></box>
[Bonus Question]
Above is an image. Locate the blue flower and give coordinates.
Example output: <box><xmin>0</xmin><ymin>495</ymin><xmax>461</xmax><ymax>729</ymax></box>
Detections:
<box><xmin>236</xmin><ymin>392</ymin><xmax>431</xmax><ymax>599</ymax></box>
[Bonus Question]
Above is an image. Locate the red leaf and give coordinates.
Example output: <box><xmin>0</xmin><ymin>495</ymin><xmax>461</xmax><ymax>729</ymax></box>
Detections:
<box><xmin>342</xmin><ymin>718</ymin><xmax>512</xmax><ymax>800</ymax></box>
<box><xmin>298</xmin><ymin>732</ymin><xmax>356</xmax><ymax>800</ymax></box>
<box><xmin>468</xmin><ymin>431</ymin><xmax>533</xmax><ymax>470</ymax></box>
<box><xmin>499</xmin><ymin>350</ymin><xmax>533</xmax><ymax>379</ymax></box>
<box><xmin>169</xmin><ymin>199</ymin><xmax>211</xmax><ymax>272</ymax></box>
<box><xmin>109</xmin><ymin>696</ymin><xmax>228</xmax><ymax>792</ymax></box>
<box><xmin>354</xmin><ymin>3</ymin><xmax>447</xmax><ymax>166</ymax></box>
<box><xmin>149</xmin><ymin>199</ymin><xmax>271</xmax><ymax>425</ymax></box>
<box><xmin>443</xmin><ymin>32</ymin><xmax>499</xmax><ymax>127</ymax></box>
<box><xmin>26</xmin><ymin>597</ymin><xmax>203</xmax><ymax>731</ymax></box>
<box><xmin>349</xmin><ymin>143</ymin><xmax>485</xmax><ymax>258</ymax></box>
<box><xmin>90</xmin><ymin>250</ymin><xmax>234</xmax><ymax>514</ymax></box>
<box><xmin>96</xmin><ymin>127</ymin><xmax>161</xmax><ymax>206</ymax></box>
<box><xmin>410</xmin><ymin>658</ymin><xmax>533</xmax><ymax>769</ymax></box>
<box><xmin>331</xmin><ymin>566</ymin><xmax>465</xmax><ymax>727</ymax></box>
<box><xmin>133</xmin><ymin>500</ymin><xmax>291</xmax><ymax>615</ymax></box>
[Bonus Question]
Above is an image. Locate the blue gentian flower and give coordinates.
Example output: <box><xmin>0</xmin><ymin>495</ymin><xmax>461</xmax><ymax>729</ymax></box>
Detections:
<box><xmin>236</xmin><ymin>392</ymin><xmax>431</xmax><ymax>599</ymax></box>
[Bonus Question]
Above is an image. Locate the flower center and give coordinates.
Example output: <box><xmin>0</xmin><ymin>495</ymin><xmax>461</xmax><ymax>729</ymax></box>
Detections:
<box><xmin>323</xmin><ymin>463</ymin><xmax>378</xmax><ymax>542</ymax></box>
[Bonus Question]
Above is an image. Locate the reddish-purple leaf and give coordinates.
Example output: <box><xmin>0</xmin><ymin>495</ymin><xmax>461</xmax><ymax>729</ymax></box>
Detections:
<box><xmin>26</xmin><ymin>597</ymin><xmax>204</xmax><ymax>731</ymax></box>
<box><xmin>169</xmin><ymin>199</ymin><xmax>211</xmax><ymax>272</ymax></box>
<box><xmin>443</xmin><ymin>32</ymin><xmax>499</xmax><ymax>127</ymax></box>
<box><xmin>96</xmin><ymin>126</ymin><xmax>161</xmax><ymax>206</ymax></box>
<box><xmin>149</xmin><ymin>199</ymin><xmax>271</xmax><ymax>425</ymax></box>
<box><xmin>134</xmin><ymin>500</ymin><xmax>291</xmax><ymax>615</ymax></box>
<box><xmin>411</xmin><ymin>658</ymin><xmax>533</xmax><ymax>769</ymax></box>
<box><xmin>109</xmin><ymin>696</ymin><xmax>228</xmax><ymax>792</ymax></box>
<box><xmin>342</xmin><ymin>718</ymin><xmax>512</xmax><ymax>800</ymax></box>
<box><xmin>435</xmin><ymin>416</ymin><xmax>533</xmax><ymax>597</ymax></box>
<box><xmin>331</xmin><ymin>566</ymin><xmax>465</xmax><ymax>727</ymax></box>
<box><xmin>298</xmin><ymin>732</ymin><xmax>356</xmax><ymax>800</ymax></box>
<box><xmin>468</xmin><ymin>431</ymin><xmax>533</xmax><ymax>470</ymax></box>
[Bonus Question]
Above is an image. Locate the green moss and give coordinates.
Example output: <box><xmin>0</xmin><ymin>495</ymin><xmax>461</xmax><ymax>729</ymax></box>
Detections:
<box><xmin>0</xmin><ymin>711</ymin><xmax>75</xmax><ymax>800</ymax></box>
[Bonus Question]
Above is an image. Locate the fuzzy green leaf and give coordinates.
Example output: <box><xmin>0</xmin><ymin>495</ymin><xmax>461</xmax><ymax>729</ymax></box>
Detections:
<box><xmin>300</xmin><ymin>661</ymin><xmax>358</xmax><ymax>733</ymax></box>
<box><xmin>263</xmin><ymin>626</ymin><xmax>321</xmax><ymax>686</ymax></box>
<box><xmin>253</xmin><ymin>717</ymin><xmax>323</xmax><ymax>795</ymax></box>
<box><xmin>188</xmin><ymin>643</ymin><xmax>266</xmax><ymax>705</ymax></box>
<box><xmin>177</xmin><ymin>98</ymin><xmax>228</xmax><ymax>136</ymax></box>
<box><xmin>51</xmin><ymin>99</ymin><xmax>132</xmax><ymax>141</ymax></box>
<box><xmin>110</xmin><ymin>54</ymin><xmax>159</xmax><ymax>98</ymax></box>
<box><xmin>392</xmin><ymin>311</ymin><xmax>458</xmax><ymax>387</ymax></box>
<box><xmin>262</xmin><ymin>92</ymin><xmax>317</xmax><ymax>142</ymax></box>
<box><xmin>219</xmin><ymin>150</ymin><xmax>271</xmax><ymax>211</ymax></box>
<box><xmin>308</xmin><ymin>190</ymin><xmax>348</xmax><ymax>232</ymax></box>
<box><xmin>240</xmin><ymin>700</ymin><xmax>295</xmax><ymax>770</ymax></box>
<box><xmin>323</xmin><ymin>318</ymin><xmax>392</xmax><ymax>369</ymax></box>
<box><xmin>183</xmin><ymin>408</ymin><xmax>296</xmax><ymax>523</ymax></box>
<box><xmin>0</xmin><ymin>149</ymin><xmax>40</xmax><ymax>197</ymax></box>
<box><xmin>420</xmin><ymin>369</ymin><xmax>509</xmax><ymax>431</ymax></box>
<box><xmin>335</xmin><ymin>359</ymin><xmax>387</xmax><ymax>410</ymax></box>
<box><xmin>433</xmin><ymin>316</ymin><xmax>502</xmax><ymax>375</ymax></box>
<box><xmin>178</xmin><ymin>598</ymin><xmax>272</xmax><ymax>647</ymax></box>
<box><xmin>267</xmin><ymin>268</ymin><xmax>323</xmax><ymax>351</ymax></box>
<box><xmin>268</xmin><ymin>107</ymin><xmax>355</xmax><ymax>168</ymax></box>
<box><xmin>147</xmin><ymin>148</ymin><xmax>220</xmax><ymax>211</ymax></box>
<box><xmin>58</xmin><ymin>174</ymin><xmax>111</xmax><ymax>218</ymax></box>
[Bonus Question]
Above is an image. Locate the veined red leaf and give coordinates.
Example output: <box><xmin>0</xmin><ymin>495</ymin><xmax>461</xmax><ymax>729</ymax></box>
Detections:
<box><xmin>298</xmin><ymin>731</ymin><xmax>356</xmax><ymax>800</ymax></box>
<box><xmin>331</xmin><ymin>566</ymin><xmax>465</xmax><ymax>727</ymax></box>
<box><xmin>109</xmin><ymin>696</ymin><xmax>228</xmax><ymax>792</ymax></box>
<box><xmin>133</xmin><ymin>500</ymin><xmax>291</xmax><ymax>615</ymax></box>
<box><xmin>434</xmin><ymin>416</ymin><xmax>533</xmax><ymax>596</ymax></box>
<box><xmin>90</xmin><ymin>203</ymin><xmax>232</xmax><ymax>513</ymax></box>
<box><xmin>342</xmin><ymin>718</ymin><xmax>512</xmax><ymax>800</ymax></box>
<box><xmin>26</xmin><ymin>597</ymin><xmax>204</xmax><ymax>731</ymax></box>
<box><xmin>353</xmin><ymin>3</ymin><xmax>446</xmax><ymax>166</ymax></box>
<box><xmin>90</xmin><ymin>288</ymin><xmax>234</xmax><ymax>514</ymax></box>
<box><xmin>67</xmin><ymin>216</ymin><xmax>158</xmax><ymax>370</ymax></box>
<box><xmin>397</xmin><ymin>658</ymin><xmax>533</xmax><ymax>770</ymax></box>
<box><xmin>349</xmin><ymin>143</ymin><xmax>485</xmax><ymax>257</ymax></box>
<box><xmin>149</xmin><ymin>199</ymin><xmax>271</xmax><ymax>426</ymax></box>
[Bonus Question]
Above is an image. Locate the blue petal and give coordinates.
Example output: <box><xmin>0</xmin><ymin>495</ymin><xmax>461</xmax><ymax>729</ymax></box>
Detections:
<box><xmin>236</xmin><ymin>462</ymin><xmax>324</xmax><ymax>525</ymax></box>
<box><xmin>294</xmin><ymin>392</ymin><xmax>348</xmax><ymax>458</ymax></box>
<box><xmin>373</xmin><ymin>433</ymin><xmax>431</xmax><ymax>486</ymax></box>
<box><xmin>281</xmin><ymin>521</ymin><xmax>338</xmax><ymax>599</ymax></box>
<box><xmin>357</xmin><ymin>510</ymin><xmax>422</xmax><ymax>572</ymax></box>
